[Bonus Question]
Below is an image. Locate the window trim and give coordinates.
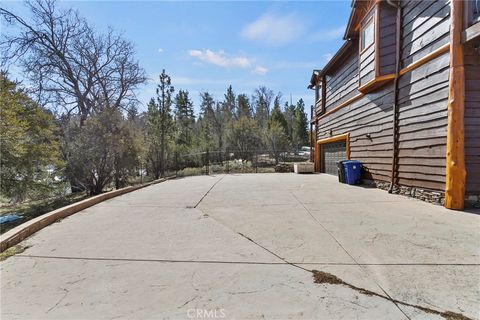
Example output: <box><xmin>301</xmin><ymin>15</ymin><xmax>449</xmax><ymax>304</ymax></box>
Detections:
<box><xmin>314</xmin><ymin>77</ymin><xmax>326</xmax><ymax>117</ymax></box>
<box><xmin>360</xmin><ymin>16</ymin><xmax>375</xmax><ymax>54</ymax></box>
<box><xmin>357</xmin><ymin>3</ymin><xmax>395</xmax><ymax>94</ymax></box>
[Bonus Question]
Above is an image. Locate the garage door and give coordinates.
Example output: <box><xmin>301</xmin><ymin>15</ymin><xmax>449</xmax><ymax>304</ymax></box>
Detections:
<box><xmin>322</xmin><ymin>141</ymin><xmax>346</xmax><ymax>175</ymax></box>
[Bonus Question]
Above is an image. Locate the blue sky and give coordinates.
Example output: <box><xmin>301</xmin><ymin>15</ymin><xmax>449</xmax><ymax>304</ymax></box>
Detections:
<box><xmin>3</xmin><ymin>0</ymin><xmax>351</xmax><ymax>115</ymax></box>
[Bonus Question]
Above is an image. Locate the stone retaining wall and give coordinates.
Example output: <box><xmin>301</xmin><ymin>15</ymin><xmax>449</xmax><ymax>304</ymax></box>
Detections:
<box><xmin>363</xmin><ymin>180</ymin><xmax>445</xmax><ymax>206</ymax></box>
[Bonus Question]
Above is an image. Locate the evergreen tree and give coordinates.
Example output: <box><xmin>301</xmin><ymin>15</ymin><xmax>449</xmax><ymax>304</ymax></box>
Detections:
<box><xmin>284</xmin><ymin>101</ymin><xmax>296</xmax><ymax>144</ymax></box>
<box><xmin>222</xmin><ymin>85</ymin><xmax>236</xmax><ymax>121</ymax></box>
<box><xmin>266</xmin><ymin>94</ymin><xmax>290</xmax><ymax>163</ymax></box>
<box><xmin>293</xmin><ymin>99</ymin><xmax>309</xmax><ymax>150</ymax></box>
<box><xmin>0</xmin><ymin>73</ymin><xmax>62</xmax><ymax>201</ymax></box>
<box><xmin>174</xmin><ymin>89</ymin><xmax>195</xmax><ymax>147</ymax></box>
<box><xmin>237</xmin><ymin>94</ymin><xmax>252</xmax><ymax>119</ymax></box>
<box><xmin>200</xmin><ymin>92</ymin><xmax>224</xmax><ymax>152</ymax></box>
<box><xmin>145</xmin><ymin>70</ymin><xmax>175</xmax><ymax>178</ymax></box>
<box><xmin>270</xmin><ymin>96</ymin><xmax>288</xmax><ymax>134</ymax></box>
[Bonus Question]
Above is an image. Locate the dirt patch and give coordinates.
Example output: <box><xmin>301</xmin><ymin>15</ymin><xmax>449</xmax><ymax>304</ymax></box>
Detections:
<box><xmin>441</xmin><ymin>311</ymin><xmax>473</xmax><ymax>320</ymax></box>
<box><xmin>312</xmin><ymin>270</ymin><xmax>346</xmax><ymax>285</ymax></box>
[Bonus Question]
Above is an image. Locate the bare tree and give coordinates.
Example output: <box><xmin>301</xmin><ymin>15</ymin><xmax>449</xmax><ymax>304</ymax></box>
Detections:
<box><xmin>1</xmin><ymin>0</ymin><xmax>146</xmax><ymax>124</ymax></box>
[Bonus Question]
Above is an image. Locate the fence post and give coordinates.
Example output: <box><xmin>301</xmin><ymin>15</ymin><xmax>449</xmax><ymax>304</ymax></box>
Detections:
<box><xmin>226</xmin><ymin>148</ymin><xmax>229</xmax><ymax>174</ymax></box>
<box><xmin>175</xmin><ymin>151</ymin><xmax>178</xmax><ymax>176</ymax></box>
<box><xmin>206</xmin><ymin>149</ymin><xmax>210</xmax><ymax>175</ymax></box>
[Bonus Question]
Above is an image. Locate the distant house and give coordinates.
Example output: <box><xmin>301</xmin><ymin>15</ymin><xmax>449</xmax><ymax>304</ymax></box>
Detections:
<box><xmin>308</xmin><ymin>0</ymin><xmax>479</xmax><ymax>209</ymax></box>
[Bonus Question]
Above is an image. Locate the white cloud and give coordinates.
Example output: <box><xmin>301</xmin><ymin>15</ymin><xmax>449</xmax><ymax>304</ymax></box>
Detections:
<box><xmin>323</xmin><ymin>53</ymin><xmax>333</xmax><ymax>63</ymax></box>
<box><xmin>311</xmin><ymin>25</ymin><xmax>346</xmax><ymax>43</ymax></box>
<box><xmin>252</xmin><ymin>65</ymin><xmax>268</xmax><ymax>76</ymax></box>
<box><xmin>158</xmin><ymin>48</ymin><xmax>164</xmax><ymax>53</ymax></box>
<box><xmin>241</xmin><ymin>12</ymin><xmax>305</xmax><ymax>46</ymax></box>
<box><xmin>188</xmin><ymin>49</ymin><xmax>251</xmax><ymax>69</ymax></box>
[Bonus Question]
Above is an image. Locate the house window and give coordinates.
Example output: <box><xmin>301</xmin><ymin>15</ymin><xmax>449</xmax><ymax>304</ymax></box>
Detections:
<box><xmin>467</xmin><ymin>0</ymin><xmax>480</xmax><ymax>26</ymax></box>
<box><xmin>361</xmin><ymin>19</ymin><xmax>374</xmax><ymax>51</ymax></box>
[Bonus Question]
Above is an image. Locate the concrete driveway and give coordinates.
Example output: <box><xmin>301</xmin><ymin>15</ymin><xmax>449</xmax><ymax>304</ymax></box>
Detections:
<box><xmin>1</xmin><ymin>174</ymin><xmax>479</xmax><ymax>320</ymax></box>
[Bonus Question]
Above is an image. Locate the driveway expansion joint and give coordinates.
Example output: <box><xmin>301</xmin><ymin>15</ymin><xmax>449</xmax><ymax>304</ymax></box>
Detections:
<box><xmin>194</xmin><ymin>175</ymin><xmax>225</xmax><ymax>208</ymax></box>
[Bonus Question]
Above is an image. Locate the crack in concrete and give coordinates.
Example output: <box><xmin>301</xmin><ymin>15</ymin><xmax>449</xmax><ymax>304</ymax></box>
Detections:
<box><xmin>65</xmin><ymin>277</ymin><xmax>86</xmax><ymax>286</ymax></box>
<box><xmin>46</xmin><ymin>287</ymin><xmax>69</xmax><ymax>314</ymax></box>
<box><xmin>235</xmin><ymin>231</ymin><xmax>473</xmax><ymax>320</ymax></box>
<box><xmin>177</xmin><ymin>295</ymin><xmax>198</xmax><ymax>309</ymax></box>
<box><xmin>227</xmin><ymin>290</ymin><xmax>262</xmax><ymax>295</ymax></box>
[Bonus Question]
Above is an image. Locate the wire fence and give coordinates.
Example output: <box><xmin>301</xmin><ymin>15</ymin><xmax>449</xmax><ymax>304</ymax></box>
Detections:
<box><xmin>172</xmin><ymin>149</ymin><xmax>311</xmax><ymax>177</ymax></box>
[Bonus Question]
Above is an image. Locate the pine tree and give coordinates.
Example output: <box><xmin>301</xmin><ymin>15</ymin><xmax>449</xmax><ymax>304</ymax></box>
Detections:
<box><xmin>223</xmin><ymin>85</ymin><xmax>236</xmax><ymax>121</ymax></box>
<box><xmin>284</xmin><ymin>101</ymin><xmax>296</xmax><ymax>144</ymax></box>
<box><xmin>146</xmin><ymin>70</ymin><xmax>175</xmax><ymax>178</ymax></box>
<box><xmin>174</xmin><ymin>89</ymin><xmax>195</xmax><ymax>147</ymax></box>
<box><xmin>200</xmin><ymin>92</ymin><xmax>223</xmax><ymax>151</ymax></box>
<box><xmin>270</xmin><ymin>101</ymin><xmax>288</xmax><ymax>134</ymax></box>
<box><xmin>253</xmin><ymin>86</ymin><xmax>273</xmax><ymax>128</ymax></box>
<box><xmin>237</xmin><ymin>94</ymin><xmax>252</xmax><ymax>119</ymax></box>
<box><xmin>293</xmin><ymin>99</ymin><xmax>309</xmax><ymax>150</ymax></box>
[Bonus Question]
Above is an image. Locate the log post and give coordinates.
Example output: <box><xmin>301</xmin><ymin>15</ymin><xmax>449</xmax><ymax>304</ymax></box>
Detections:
<box><xmin>445</xmin><ymin>0</ymin><xmax>466</xmax><ymax>210</ymax></box>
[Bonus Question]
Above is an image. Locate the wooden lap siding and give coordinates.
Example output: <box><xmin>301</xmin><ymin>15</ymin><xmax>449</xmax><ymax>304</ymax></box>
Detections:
<box><xmin>317</xmin><ymin>84</ymin><xmax>394</xmax><ymax>182</ymax></box>
<box><xmin>360</xmin><ymin>43</ymin><xmax>376</xmax><ymax>86</ymax></box>
<box><xmin>379</xmin><ymin>4</ymin><xmax>397</xmax><ymax>75</ymax></box>
<box><xmin>465</xmin><ymin>41</ymin><xmax>480</xmax><ymax>195</ymax></box>
<box><xmin>316</xmin><ymin>0</ymin><xmax>451</xmax><ymax>191</ymax></box>
<box><xmin>396</xmin><ymin>0</ymin><xmax>450</xmax><ymax>190</ymax></box>
<box><xmin>401</xmin><ymin>0</ymin><xmax>451</xmax><ymax>66</ymax></box>
<box><xmin>396</xmin><ymin>53</ymin><xmax>450</xmax><ymax>190</ymax></box>
<box><xmin>325</xmin><ymin>48</ymin><xmax>360</xmax><ymax>112</ymax></box>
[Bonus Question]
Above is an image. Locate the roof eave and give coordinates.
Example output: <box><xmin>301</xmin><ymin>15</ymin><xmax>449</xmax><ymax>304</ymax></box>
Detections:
<box><xmin>308</xmin><ymin>69</ymin><xmax>322</xmax><ymax>89</ymax></box>
<box><xmin>343</xmin><ymin>0</ymin><xmax>359</xmax><ymax>40</ymax></box>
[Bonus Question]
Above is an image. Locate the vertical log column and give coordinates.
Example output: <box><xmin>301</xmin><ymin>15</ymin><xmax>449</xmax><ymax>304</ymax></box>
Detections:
<box><xmin>445</xmin><ymin>0</ymin><xmax>466</xmax><ymax>210</ymax></box>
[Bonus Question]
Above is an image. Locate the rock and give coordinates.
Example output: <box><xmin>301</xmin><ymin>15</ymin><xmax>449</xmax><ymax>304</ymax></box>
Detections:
<box><xmin>275</xmin><ymin>163</ymin><xmax>294</xmax><ymax>173</ymax></box>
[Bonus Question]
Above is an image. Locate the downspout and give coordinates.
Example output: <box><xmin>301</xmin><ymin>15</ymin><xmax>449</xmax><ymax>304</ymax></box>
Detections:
<box><xmin>309</xmin><ymin>105</ymin><xmax>316</xmax><ymax>162</ymax></box>
<box><xmin>387</xmin><ymin>0</ymin><xmax>401</xmax><ymax>193</ymax></box>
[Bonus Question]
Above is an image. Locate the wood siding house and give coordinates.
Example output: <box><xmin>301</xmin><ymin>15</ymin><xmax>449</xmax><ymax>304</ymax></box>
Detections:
<box><xmin>309</xmin><ymin>0</ymin><xmax>480</xmax><ymax>209</ymax></box>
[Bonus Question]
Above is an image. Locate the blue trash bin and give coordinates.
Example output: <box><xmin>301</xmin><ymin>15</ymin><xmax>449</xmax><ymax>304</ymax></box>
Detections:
<box><xmin>342</xmin><ymin>160</ymin><xmax>363</xmax><ymax>185</ymax></box>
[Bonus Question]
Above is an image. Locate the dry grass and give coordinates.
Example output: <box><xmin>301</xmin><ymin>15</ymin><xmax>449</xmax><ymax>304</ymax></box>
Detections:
<box><xmin>0</xmin><ymin>245</ymin><xmax>28</xmax><ymax>261</ymax></box>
